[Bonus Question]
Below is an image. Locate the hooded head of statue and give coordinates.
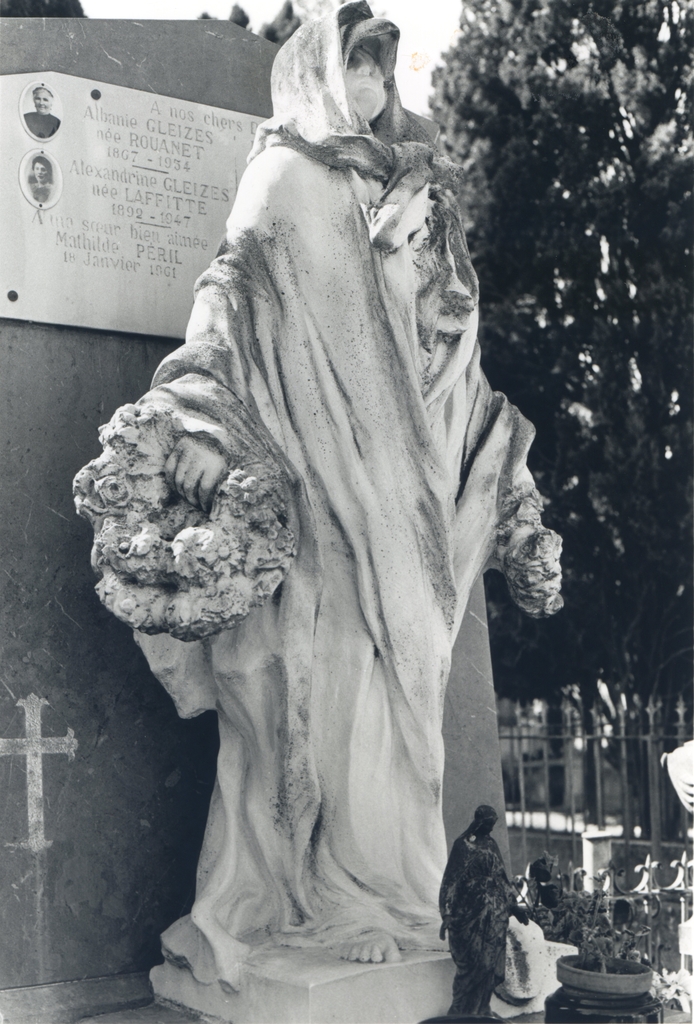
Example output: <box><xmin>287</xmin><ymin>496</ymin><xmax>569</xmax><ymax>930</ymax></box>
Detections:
<box><xmin>245</xmin><ymin>1</ymin><xmax>479</xmax><ymax>335</ymax></box>
<box><xmin>250</xmin><ymin>0</ymin><xmax>434</xmax><ymax>170</ymax></box>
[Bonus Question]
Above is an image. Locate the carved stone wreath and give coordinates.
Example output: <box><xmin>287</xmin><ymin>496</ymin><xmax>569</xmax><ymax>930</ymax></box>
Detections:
<box><xmin>73</xmin><ymin>400</ymin><xmax>296</xmax><ymax>641</ymax></box>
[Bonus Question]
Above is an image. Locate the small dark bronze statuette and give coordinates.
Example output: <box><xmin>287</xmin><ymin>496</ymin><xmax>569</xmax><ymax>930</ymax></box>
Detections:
<box><xmin>437</xmin><ymin>804</ymin><xmax>528</xmax><ymax>1021</ymax></box>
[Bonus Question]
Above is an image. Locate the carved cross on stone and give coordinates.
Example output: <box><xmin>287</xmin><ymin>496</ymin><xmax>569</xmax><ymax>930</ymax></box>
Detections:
<box><xmin>0</xmin><ymin>694</ymin><xmax>78</xmax><ymax>853</ymax></box>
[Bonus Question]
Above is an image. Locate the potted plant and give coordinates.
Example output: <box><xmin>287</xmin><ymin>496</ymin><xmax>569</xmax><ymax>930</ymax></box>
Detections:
<box><xmin>554</xmin><ymin>889</ymin><xmax>653</xmax><ymax>1002</ymax></box>
<box><xmin>518</xmin><ymin>855</ymin><xmax>654</xmax><ymax>1003</ymax></box>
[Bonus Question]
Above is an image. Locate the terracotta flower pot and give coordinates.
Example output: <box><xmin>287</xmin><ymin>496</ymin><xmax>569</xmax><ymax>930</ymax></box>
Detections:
<box><xmin>556</xmin><ymin>954</ymin><xmax>653</xmax><ymax>1002</ymax></box>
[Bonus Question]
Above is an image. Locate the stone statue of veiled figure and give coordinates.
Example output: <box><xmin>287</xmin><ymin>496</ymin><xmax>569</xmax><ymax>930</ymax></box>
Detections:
<box><xmin>74</xmin><ymin>0</ymin><xmax>562</xmax><ymax>990</ymax></box>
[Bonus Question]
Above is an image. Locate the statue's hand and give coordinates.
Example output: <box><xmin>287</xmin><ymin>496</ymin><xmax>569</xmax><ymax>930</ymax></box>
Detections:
<box><xmin>165</xmin><ymin>436</ymin><xmax>228</xmax><ymax>512</ymax></box>
<box><xmin>493</xmin><ymin>488</ymin><xmax>563</xmax><ymax>618</ymax></box>
<box><xmin>499</xmin><ymin>522</ymin><xmax>563</xmax><ymax>618</ymax></box>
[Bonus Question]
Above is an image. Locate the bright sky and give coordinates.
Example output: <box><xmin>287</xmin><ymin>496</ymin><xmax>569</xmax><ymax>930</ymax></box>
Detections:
<box><xmin>78</xmin><ymin>0</ymin><xmax>464</xmax><ymax>116</ymax></box>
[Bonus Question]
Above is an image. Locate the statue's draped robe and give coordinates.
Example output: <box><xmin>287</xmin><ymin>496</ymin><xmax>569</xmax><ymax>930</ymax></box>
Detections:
<box><xmin>136</xmin><ymin>1</ymin><xmax>537</xmax><ymax>988</ymax></box>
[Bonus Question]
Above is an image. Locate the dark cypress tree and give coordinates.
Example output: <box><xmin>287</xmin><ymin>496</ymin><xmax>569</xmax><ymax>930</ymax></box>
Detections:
<box><xmin>259</xmin><ymin>1</ymin><xmax>301</xmax><ymax>45</ymax></box>
<box><xmin>1</xmin><ymin>0</ymin><xmax>84</xmax><ymax>14</ymax></box>
<box><xmin>229</xmin><ymin>4</ymin><xmax>249</xmax><ymax>28</ymax></box>
<box><xmin>432</xmin><ymin>0</ymin><xmax>693</xmax><ymax>727</ymax></box>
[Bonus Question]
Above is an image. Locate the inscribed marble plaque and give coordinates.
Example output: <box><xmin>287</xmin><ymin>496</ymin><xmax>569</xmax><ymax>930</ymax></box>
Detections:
<box><xmin>0</xmin><ymin>72</ymin><xmax>261</xmax><ymax>338</ymax></box>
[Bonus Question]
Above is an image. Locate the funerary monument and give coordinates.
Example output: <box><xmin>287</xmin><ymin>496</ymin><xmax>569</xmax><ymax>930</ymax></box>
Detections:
<box><xmin>73</xmin><ymin>4</ymin><xmax>562</xmax><ymax>1021</ymax></box>
<box><xmin>1</xmin><ymin>6</ymin><xmax>560</xmax><ymax>1023</ymax></box>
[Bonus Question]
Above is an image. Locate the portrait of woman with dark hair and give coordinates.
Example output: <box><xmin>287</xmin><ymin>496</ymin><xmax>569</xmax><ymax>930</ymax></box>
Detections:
<box><xmin>19</xmin><ymin>149</ymin><xmax>63</xmax><ymax>210</ymax></box>
<box><xmin>28</xmin><ymin>155</ymin><xmax>54</xmax><ymax>204</ymax></box>
<box><xmin>23</xmin><ymin>86</ymin><xmax>61</xmax><ymax>139</ymax></box>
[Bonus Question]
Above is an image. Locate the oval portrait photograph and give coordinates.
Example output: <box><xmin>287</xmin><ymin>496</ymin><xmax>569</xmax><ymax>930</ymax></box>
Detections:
<box><xmin>19</xmin><ymin>150</ymin><xmax>63</xmax><ymax>209</ymax></box>
<box><xmin>20</xmin><ymin>81</ymin><xmax>63</xmax><ymax>141</ymax></box>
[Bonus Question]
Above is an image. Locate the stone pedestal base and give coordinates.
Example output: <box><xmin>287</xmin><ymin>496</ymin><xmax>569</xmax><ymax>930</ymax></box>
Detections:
<box><xmin>151</xmin><ymin>948</ymin><xmax>456</xmax><ymax>1024</ymax></box>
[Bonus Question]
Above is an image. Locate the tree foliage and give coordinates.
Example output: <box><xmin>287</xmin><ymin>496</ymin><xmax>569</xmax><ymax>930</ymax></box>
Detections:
<box><xmin>259</xmin><ymin>1</ymin><xmax>302</xmax><ymax>44</ymax></box>
<box><xmin>229</xmin><ymin>4</ymin><xmax>250</xmax><ymax>28</ymax></box>
<box><xmin>432</xmin><ymin>0</ymin><xmax>693</xmax><ymax>722</ymax></box>
<box><xmin>0</xmin><ymin>0</ymin><xmax>84</xmax><ymax>14</ymax></box>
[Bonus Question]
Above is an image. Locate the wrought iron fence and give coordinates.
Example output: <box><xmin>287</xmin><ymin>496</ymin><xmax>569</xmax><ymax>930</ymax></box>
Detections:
<box><xmin>499</xmin><ymin>695</ymin><xmax>692</xmax><ymax>972</ymax></box>
<box><xmin>498</xmin><ymin>695</ymin><xmax>691</xmax><ymax>870</ymax></box>
<box><xmin>514</xmin><ymin>848</ymin><xmax>693</xmax><ymax>973</ymax></box>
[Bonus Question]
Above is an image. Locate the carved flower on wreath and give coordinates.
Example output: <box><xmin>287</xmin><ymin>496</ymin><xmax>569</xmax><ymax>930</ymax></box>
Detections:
<box><xmin>93</xmin><ymin>475</ymin><xmax>131</xmax><ymax>507</ymax></box>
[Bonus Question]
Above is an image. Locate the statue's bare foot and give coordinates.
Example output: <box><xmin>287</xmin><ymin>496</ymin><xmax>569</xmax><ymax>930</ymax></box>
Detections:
<box><xmin>338</xmin><ymin>930</ymin><xmax>402</xmax><ymax>964</ymax></box>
